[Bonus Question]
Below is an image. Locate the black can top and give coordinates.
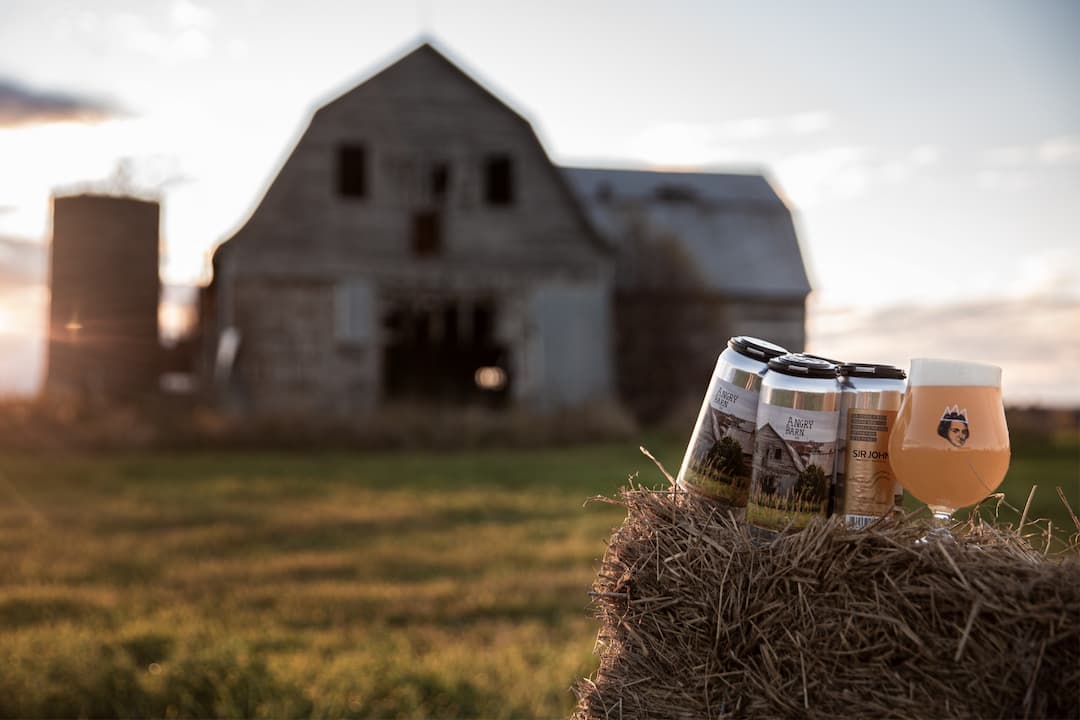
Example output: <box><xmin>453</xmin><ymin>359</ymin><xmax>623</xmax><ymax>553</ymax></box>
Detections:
<box><xmin>727</xmin><ymin>336</ymin><xmax>788</xmax><ymax>362</ymax></box>
<box><xmin>767</xmin><ymin>353</ymin><xmax>839</xmax><ymax>379</ymax></box>
<box><xmin>802</xmin><ymin>353</ymin><xmax>844</xmax><ymax>366</ymax></box>
<box><xmin>839</xmin><ymin>362</ymin><xmax>907</xmax><ymax>380</ymax></box>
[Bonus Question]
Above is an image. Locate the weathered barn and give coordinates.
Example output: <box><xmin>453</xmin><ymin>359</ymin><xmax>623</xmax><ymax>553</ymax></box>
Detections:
<box><xmin>752</xmin><ymin>423</ymin><xmax>804</xmax><ymax>494</ymax></box>
<box><xmin>45</xmin><ymin>194</ymin><xmax>161</xmax><ymax>401</ymax></box>
<box><xmin>204</xmin><ymin>43</ymin><xmax>615</xmax><ymax>419</ymax></box>
<box><xmin>563</xmin><ymin>168</ymin><xmax>809</xmax><ymax>421</ymax></box>
<box><xmin>203</xmin><ymin>42</ymin><xmax>810</xmax><ymax>422</ymax></box>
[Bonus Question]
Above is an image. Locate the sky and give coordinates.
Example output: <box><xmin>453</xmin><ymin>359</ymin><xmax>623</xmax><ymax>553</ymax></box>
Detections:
<box><xmin>0</xmin><ymin>0</ymin><xmax>1078</xmax><ymax>404</ymax></box>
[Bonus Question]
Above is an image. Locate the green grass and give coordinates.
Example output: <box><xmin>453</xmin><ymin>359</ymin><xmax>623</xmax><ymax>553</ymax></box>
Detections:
<box><xmin>0</xmin><ymin>435</ymin><xmax>1074</xmax><ymax>718</ymax></box>
<box><xmin>680</xmin><ymin>467</ymin><xmax>744</xmax><ymax>503</ymax></box>
<box><xmin>745</xmin><ymin>486</ymin><xmax>828</xmax><ymax>532</ymax></box>
<box><xmin>0</xmin><ymin>440</ymin><xmax>679</xmax><ymax>719</ymax></box>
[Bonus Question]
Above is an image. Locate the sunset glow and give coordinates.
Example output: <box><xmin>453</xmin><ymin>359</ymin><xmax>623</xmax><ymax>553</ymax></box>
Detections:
<box><xmin>1</xmin><ymin>1</ymin><xmax>1078</xmax><ymax>403</ymax></box>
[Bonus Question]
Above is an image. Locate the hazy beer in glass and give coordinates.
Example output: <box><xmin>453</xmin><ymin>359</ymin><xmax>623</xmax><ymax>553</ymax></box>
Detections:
<box><xmin>888</xmin><ymin>359</ymin><xmax>1010</xmax><ymax>526</ymax></box>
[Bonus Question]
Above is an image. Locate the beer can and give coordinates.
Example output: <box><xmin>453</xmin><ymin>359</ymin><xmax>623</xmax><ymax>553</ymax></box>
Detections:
<box><xmin>746</xmin><ymin>353</ymin><xmax>841</xmax><ymax>538</ymax></box>
<box><xmin>832</xmin><ymin>363</ymin><xmax>907</xmax><ymax>529</ymax></box>
<box><xmin>677</xmin><ymin>336</ymin><xmax>788</xmax><ymax>514</ymax></box>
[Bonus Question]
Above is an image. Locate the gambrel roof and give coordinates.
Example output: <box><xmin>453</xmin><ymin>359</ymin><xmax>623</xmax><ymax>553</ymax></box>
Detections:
<box><xmin>562</xmin><ymin>167</ymin><xmax>811</xmax><ymax>299</ymax></box>
<box><xmin>755</xmin><ymin>423</ymin><xmax>807</xmax><ymax>473</ymax></box>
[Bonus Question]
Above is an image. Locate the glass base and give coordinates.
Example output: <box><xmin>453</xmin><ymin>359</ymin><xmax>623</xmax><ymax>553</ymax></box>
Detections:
<box><xmin>747</xmin><ymin>524</ymin><xmax>779</xmax><ymax>544</ymax></box>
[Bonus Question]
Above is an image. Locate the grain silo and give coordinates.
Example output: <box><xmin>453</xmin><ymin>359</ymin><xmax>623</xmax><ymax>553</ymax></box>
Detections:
<box><xmin>45</xmin><ymin>194</ymin><xmax>161</xmax><ymax>401</ymax></box>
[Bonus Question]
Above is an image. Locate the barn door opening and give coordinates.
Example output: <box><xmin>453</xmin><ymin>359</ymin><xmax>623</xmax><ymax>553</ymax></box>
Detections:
<box><xmin>381</xmin><ymin>296</ymin><xmax>510</xmax><ymax>406</ymax></box>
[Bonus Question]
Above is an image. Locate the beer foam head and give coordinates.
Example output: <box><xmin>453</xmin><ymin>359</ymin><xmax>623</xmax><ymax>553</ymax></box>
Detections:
<box><xmin>908</xmin><ymin>358</ymin><xmax>1002</xmax><ymax>387</ymax></box>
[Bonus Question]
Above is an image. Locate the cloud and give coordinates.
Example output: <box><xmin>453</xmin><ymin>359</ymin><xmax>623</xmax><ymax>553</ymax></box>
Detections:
<box><xmin>808</xmin><ymin>296</ymin><xmax>1080</xmax><ymax>407</ymax></box>
<box><xmin>774</xmin><ymin>144</ymin><xmax>941</xmax><ymax>208</ymax></box>
<box><xmin>630</xmin><ymin>110</ymin><xmax>834</xmax><ymax>166</ymax></box>
<box><xmin>0</xmin><ymin>78</ymin><xmax>117</xmax><ymax>128</ymax></box>
<box><xmin>1038</xmin><ymin>134</ymin><xmax>1080</xmax><ymax>165</ymax></box>
<box><xmin>110</xmin><ymin>3</ymin><xmax>214</xmax><ymax>65</ymax></box>
<box><xmin>1007</xmin><ymin>250</ymin><xmax>1080</xmax><ymax>301</ymax></box>
<box><xmin>972</xmin><ymin>134</ymin><xmax>1080</xmax><ymax>189</ymax></box>
<box><xmin>909</xmin><ymin>145</ymin><xmax>940</xmax><ymax>166</ymax></box>
<box><xmin>981</xmin><ymin>145</ymin><xmax>1032</xmax><ymax>167</ymax></box>
<box><xmin>0</xmin><ymin>236</ymin><xmax>46</xmax><ymax>289</ymax></box>
<box><xmin>171</xmin><ymin>0</ymin><xmax>215</xmax><ymax>30</ymax></box>
<box><xmin>971</xmin><ymin>135</ymin><xmax>1080</xmax><ymax>190</ymax></box>
<box><xmin>715</xmin><ymin>111</ymin><xmax>834</xmax><ymax>142</ymax></box>
<box><xmin>981</xmin><ymin>134</ymin><xmax>1080</xmax><ymax>168</ymax></box>
<box><xmin>975</xmin><ymin>169</ymin><xmax>1032</xmax><ymax>192</ymax></box>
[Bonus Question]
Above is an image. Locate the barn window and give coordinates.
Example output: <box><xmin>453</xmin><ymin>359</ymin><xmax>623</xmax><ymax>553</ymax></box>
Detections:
<box><xmin>431</xmin><ymin>162</ymin><xmax>450</xmax><ymax>201</ymax></box>
<box><xmin>471</xmin><ymin>300</ymin><xmax>495</xmax><ymax>343</ymax></box>
<box><xmin>654</xmin><ymin>184</ymin><xmax>697</xmax><ymax>203</ymax></box>
<box><xmin>484</xmin><ymin>154</ymin><xmax>514</xmax><ymax>206</ymax></box>
<box><xmin>773</xmin><ymin>447</ymin><xmax>782</xmax><ymax>461</ymax></box>
<box><xmin>335</xmin><ymin>281</ymin><xmax>374</xmax><ymax>344</ymax></box>
<box><xmin>412</xmin><ymin>211</ymin><xmax>441</xmax><ymax>257</ymax></box>
<box><xmin>337</xmin><ymin>144</ymin><xmax>367</xmax><ymax>198</ymax></box>
<box><xmin>595</xmin><ymin>181</ymin><xmax>613</xmax><ymax>203</ymax></box>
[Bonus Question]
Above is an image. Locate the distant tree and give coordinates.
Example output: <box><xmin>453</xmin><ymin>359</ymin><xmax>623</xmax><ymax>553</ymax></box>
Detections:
<box><xmin>708</xmin><ymin>436</ymin><xmax>746</xmax><ymax>479</ymax></box>
<box><xmin>795</xmin><ymin>464</ymin><xmax>828</xmax><ymax>502</ymax></box>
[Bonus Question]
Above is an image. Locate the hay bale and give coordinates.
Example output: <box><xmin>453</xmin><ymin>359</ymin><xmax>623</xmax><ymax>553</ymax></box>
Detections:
<box><xmin>574</xmin><ymin>486</ymin><xmax>1080</xmax><ymax>720</ymax></box>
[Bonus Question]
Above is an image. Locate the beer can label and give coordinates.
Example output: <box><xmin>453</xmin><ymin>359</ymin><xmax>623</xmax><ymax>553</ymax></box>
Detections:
<box><xmin>842</xmin><ymin>409</ymin><xmax>899</xmax><ymax>528</ymax></box>
<box><xmin>747</xmin><ymin>403</ymin><xmax>839</xmax><ymax>532</ymax></box>
<box><xmin>680</xmin><ymin>376</ymin><xmax>759</xmax><ymax>506</ymax></box>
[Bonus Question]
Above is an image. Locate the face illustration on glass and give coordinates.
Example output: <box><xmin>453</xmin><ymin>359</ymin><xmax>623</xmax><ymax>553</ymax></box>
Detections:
<box><xmin>937</xmin><ymin>406</ymin><xmax>970</xmax><ymax>448</ymax></box>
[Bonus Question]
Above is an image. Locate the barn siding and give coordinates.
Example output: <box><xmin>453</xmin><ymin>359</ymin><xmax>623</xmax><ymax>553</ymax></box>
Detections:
<box><xmin>563</xmin><ymin>167</ymin><xmax>810</xmax><ymax>424</ymax></box>
<box><xmin>723</xmin><ymin>298</ymin><xmax>805</xmax><ymax>355</ymax></box>
<box><xmin>753</xmin><ymin>426</ymin><xmax>802</xmax><ymax>494</ymax></box>
<box><xmin>616</xmin><ymin>294</ymin><xmax>804</xmax><ymax>423</ymax></box>
<box><xmin>210</xmin><ymin>45</ymin><xmax>613</xmax><ymax>418</ymax></box>
<box><xmin>232</xmin><ymin>278</ymin><xmax>377</xmax><ymax>418</ymax></box>
<box><xmin>205</xmin><ymin>43</ymin><xmax>810</xmax><ymax>423</ymax></box>
<box><xmin>230</xmin><ymin>47</ymin><xmax>605</xmax><ymax>277</ymax></box>
<box><xmin>528</xmin><ymin>281</ymin><xmax>614</xmax><ymax>411</ymax></box>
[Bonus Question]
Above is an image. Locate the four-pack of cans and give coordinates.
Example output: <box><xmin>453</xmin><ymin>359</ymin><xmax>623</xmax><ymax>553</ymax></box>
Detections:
<box><xmin>676</xmin><ymin>336</ymin><xmax>907</xmax><ymax>537</ymax></box>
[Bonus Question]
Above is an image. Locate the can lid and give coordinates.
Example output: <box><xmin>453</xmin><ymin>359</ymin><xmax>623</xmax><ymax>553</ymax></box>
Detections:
<box><xmin>767</xmin><ymin>353</ymin><xmax>839</xmax><ymax>379</ymax></box>
<box><xmin>803</xmin><ymin>353</ymin><xmax>844</xmax><ymax>365</ymax></box>
<box><xmin>839</xmin><ymin>362</ymin><xmax>907</xmax><ymax>380</ymax></box>
<box><xmin>727</xmin><ymin>336</ymin><xmax>788</xmax><ymax>362</ymax></box>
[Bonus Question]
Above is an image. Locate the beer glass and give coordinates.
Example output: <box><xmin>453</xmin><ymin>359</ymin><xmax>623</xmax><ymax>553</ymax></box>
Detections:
<box><xmin>888</xmin><ymin>359</ymin><xmax>1010</xmax><ymax>539</ymax></box>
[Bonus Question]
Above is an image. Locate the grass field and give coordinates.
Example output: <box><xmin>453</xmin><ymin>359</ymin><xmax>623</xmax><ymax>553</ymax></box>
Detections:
<box><xmin>0</xmin><ymin>435</ymin><xmax>1075</xmax><ymax>718</ymax></box>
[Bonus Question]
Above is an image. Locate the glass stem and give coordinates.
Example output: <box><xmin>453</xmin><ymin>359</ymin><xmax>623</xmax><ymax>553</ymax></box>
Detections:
<box><xmin>930</xmin><ymin>508</ymin><xmax>953</xmax><ymax>525</ymax></box>
<box><xmin>922</xmin><ymin>506</ymin><xmax>956</xmax><ymax>543</ymax></box>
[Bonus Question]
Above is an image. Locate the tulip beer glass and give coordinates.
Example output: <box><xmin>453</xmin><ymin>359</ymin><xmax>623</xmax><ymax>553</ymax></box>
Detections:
<box><xmin>888</xmin><ymin>358</ymin><xmax>1010</xmax><ymax>537</ymax></box>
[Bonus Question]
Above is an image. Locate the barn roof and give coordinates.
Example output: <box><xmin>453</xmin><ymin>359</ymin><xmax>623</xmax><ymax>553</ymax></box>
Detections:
<box><xmin>756</xmin><ymin>423</ymin><xmax>806</xmax><ymax>473</ymax></box>
<box><xmin>319</xmin><ymin>42</ymin><xmax>532</xmax><ymax>127</ymax></box>
<box><xmin>561</xmin><ymin>167</ymin><xmax>811</xmax><ymax>299</ymax></box>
